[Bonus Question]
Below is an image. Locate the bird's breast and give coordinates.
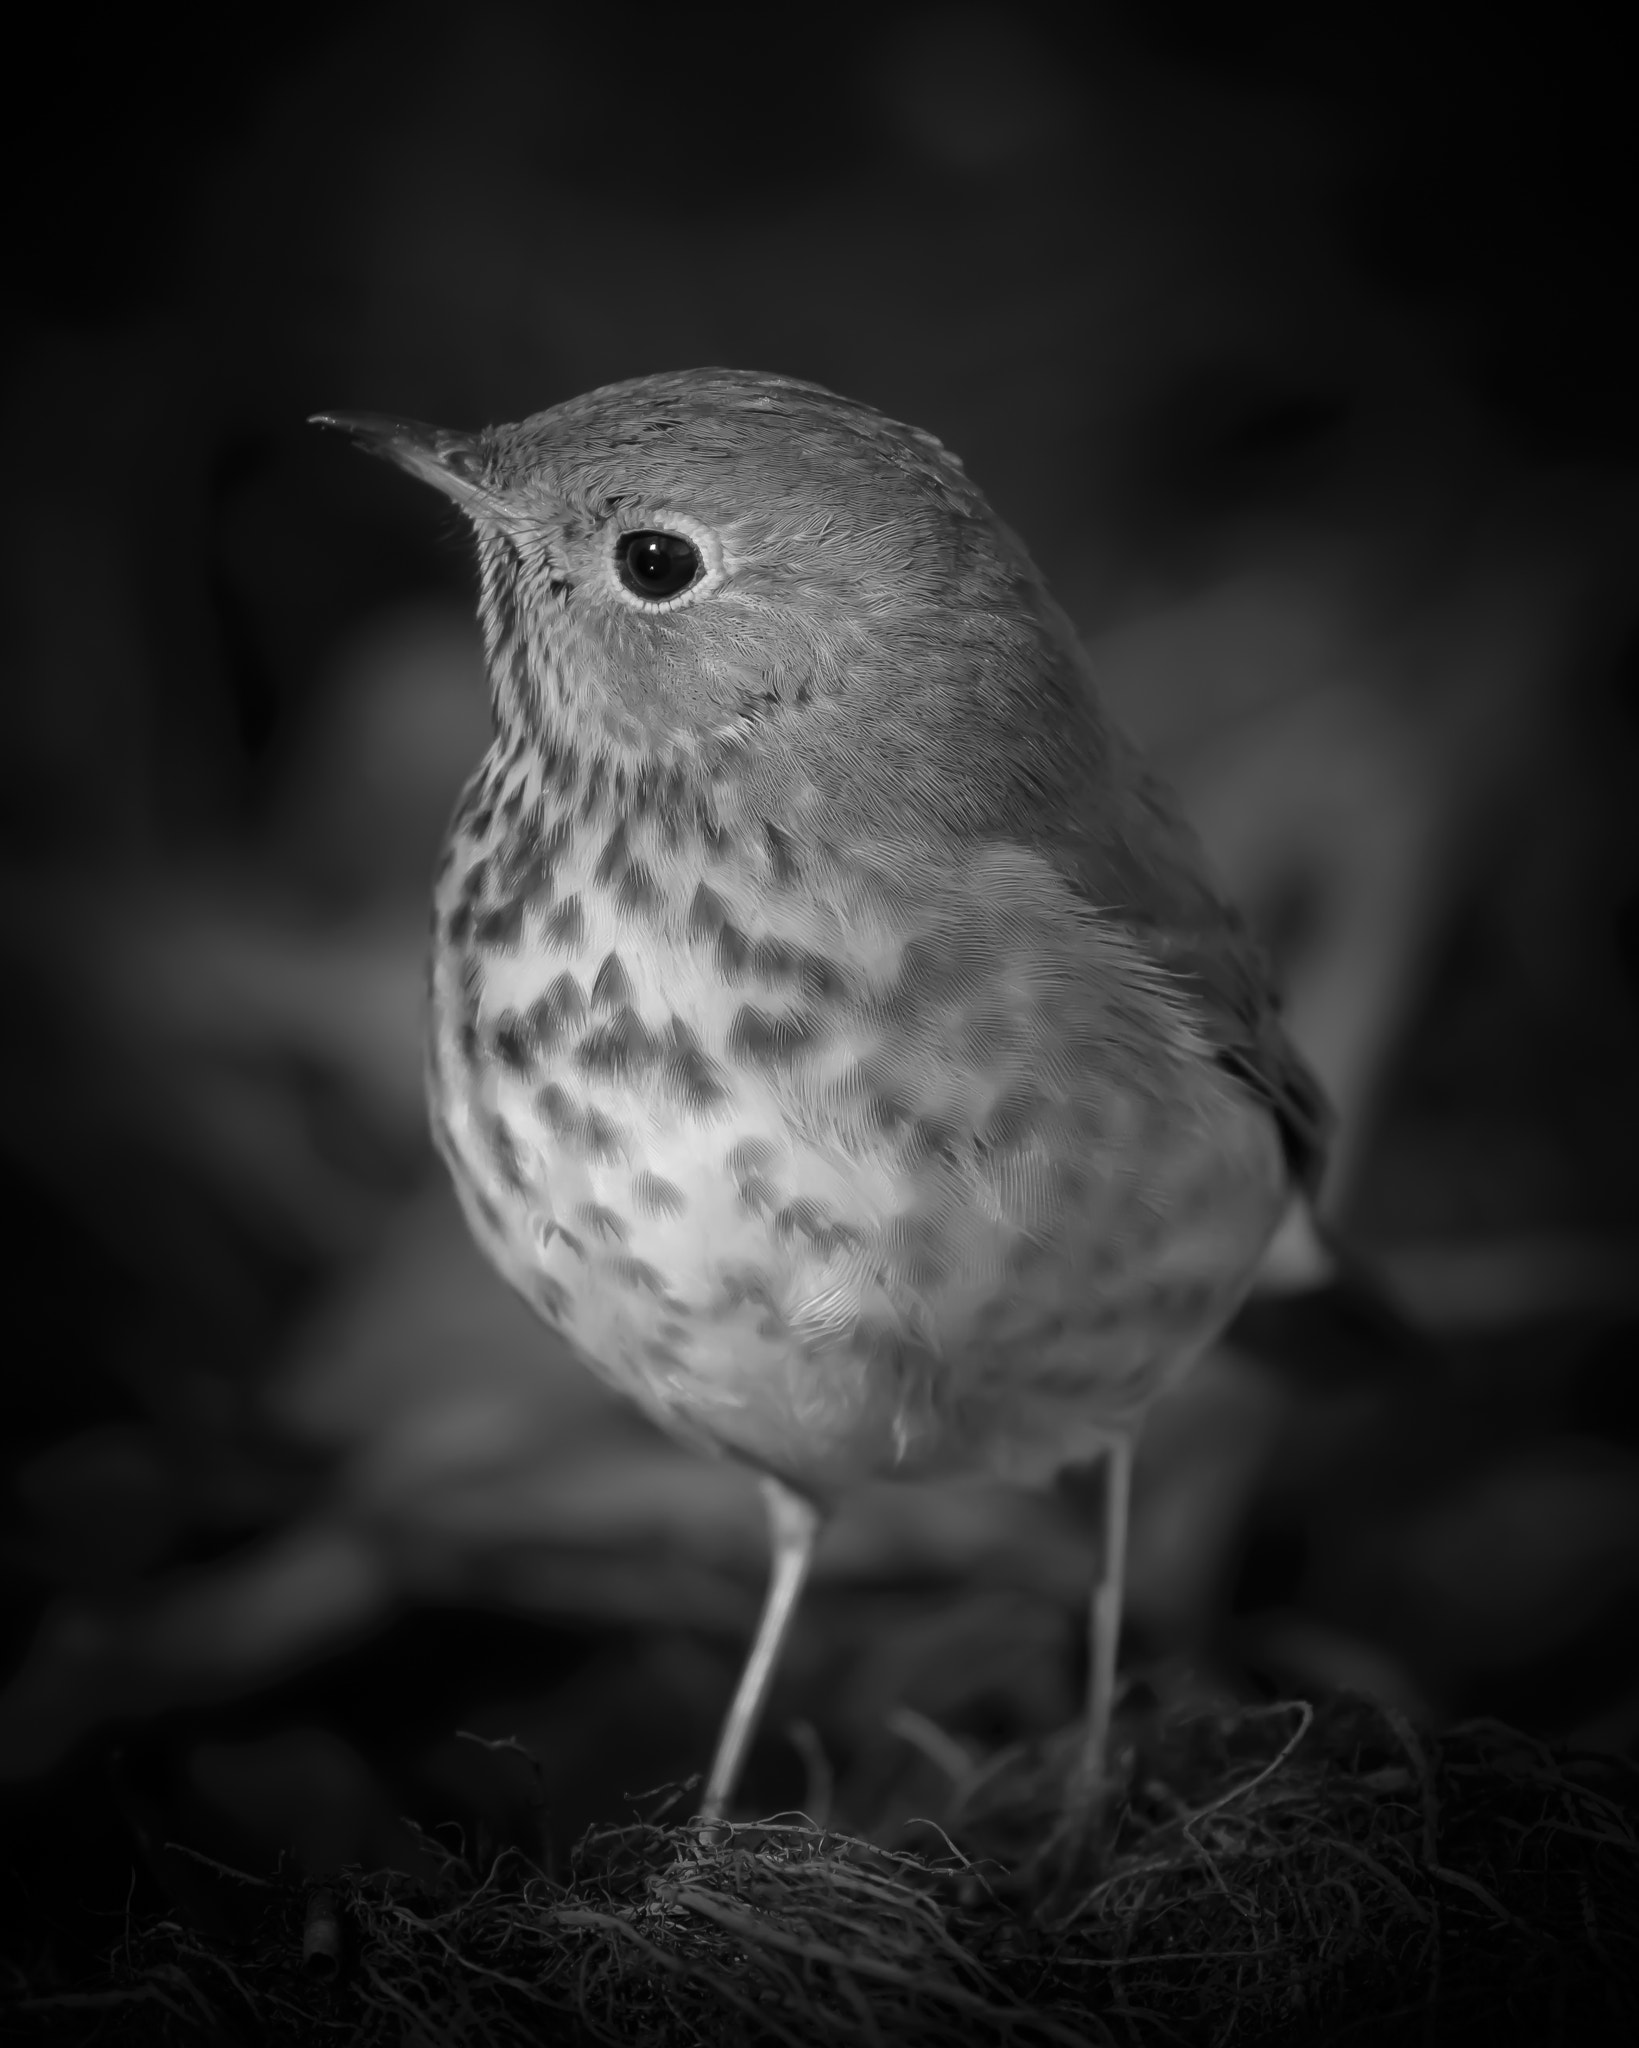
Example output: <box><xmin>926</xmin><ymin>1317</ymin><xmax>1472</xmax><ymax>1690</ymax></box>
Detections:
<box><xmin>425</xmin><ymin>744</ymin><xmax>1291</xmax><ymax>1491</ymax></box>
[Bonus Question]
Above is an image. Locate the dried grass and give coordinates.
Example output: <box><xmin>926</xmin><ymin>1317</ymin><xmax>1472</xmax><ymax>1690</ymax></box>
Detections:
<box><xmin>9</xmin><ymin>1695</ymin><xmax>1636</xmax><ymax>2046</ymax></box>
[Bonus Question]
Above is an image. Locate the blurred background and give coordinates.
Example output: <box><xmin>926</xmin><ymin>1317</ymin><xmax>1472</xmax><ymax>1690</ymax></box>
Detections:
<box><xmin>3</xmin><ymin>0</ymin><xmax>1638</xmax><ymax>1962</ymax></box>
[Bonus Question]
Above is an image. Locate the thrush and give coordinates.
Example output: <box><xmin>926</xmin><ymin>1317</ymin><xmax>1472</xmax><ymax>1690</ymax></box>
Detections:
<box><xmin>314</xmin><ymin>371</ymin><xmax>1329</xmax><ymax>1825</ymax></box>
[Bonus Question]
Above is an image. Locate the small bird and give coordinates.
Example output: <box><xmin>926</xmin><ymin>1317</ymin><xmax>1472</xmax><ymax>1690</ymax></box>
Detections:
<box><xmin>315</xmin><ymin>372</ymin><xmax>1329</xmax><ymax>1825</ymax></box>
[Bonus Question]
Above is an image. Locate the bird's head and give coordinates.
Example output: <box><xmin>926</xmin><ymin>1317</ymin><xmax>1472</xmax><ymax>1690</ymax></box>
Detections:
<box><xmin>315</xmin><ymin>369</ymin><xmax>1103</xmax><ymax>836</ymax></box>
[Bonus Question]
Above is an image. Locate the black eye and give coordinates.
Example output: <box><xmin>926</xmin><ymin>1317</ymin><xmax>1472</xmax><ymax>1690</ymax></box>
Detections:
<box><xmin>615</xmin><ymin>530</ymin><xmax>702</xmax><ymax>601</ymax></box>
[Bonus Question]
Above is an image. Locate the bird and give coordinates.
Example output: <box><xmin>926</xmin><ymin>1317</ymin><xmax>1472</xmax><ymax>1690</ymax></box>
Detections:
<box><xmin>313</xmin><ymin>370</ymin><xmax>1330</xmax><ymax>1827</ymax></box>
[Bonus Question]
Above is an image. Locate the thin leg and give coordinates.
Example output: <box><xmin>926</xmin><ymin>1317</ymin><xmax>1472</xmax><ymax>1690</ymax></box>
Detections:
<box><xmin>1075</xmin><ymin>1432</ymin><xmax>1133</xmax><ymax>1803</ymax></box>
<box><xmin>699</xmin><ymin>1475</ymin><xmax>822</xmax><ymax>1825</ymax></box>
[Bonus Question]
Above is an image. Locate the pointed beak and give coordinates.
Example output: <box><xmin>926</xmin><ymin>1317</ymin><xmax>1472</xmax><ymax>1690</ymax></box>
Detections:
<box><xmin>309</xmin><ymin>411</ymin><xmax>494</xmax><ymax>510</ymax></box>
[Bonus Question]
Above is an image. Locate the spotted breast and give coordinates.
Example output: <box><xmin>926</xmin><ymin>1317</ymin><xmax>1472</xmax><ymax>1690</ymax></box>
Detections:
<box><xmin>426</xmin><ymin>730</ymin><xmax>1289</xmax><ymax>1501</ymax></box>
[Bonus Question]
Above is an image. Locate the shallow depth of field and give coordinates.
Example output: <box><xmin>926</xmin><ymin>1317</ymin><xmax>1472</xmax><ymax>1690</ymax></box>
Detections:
<box><xmin>2</xmin><ymin>4</ymin><xmax>1636</xmax><ymax>2042</ymax></box>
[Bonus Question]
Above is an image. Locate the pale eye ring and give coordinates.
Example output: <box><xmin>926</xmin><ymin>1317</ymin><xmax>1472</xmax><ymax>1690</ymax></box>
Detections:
<box><xmin>615</xmin><ymin>530</ymin><xmax>702</xmax><ymax>602</ymax></box>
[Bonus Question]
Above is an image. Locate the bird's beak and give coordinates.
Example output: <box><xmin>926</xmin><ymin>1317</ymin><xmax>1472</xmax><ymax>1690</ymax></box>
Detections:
<box><xmin>309</xmin><ymin>411</ymin><xmax>494</xmax><ymax>511</ymax></box>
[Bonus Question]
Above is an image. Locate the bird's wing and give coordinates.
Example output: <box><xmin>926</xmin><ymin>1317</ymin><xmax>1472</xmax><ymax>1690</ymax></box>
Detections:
<box><xmin>1053</xmin><ymin>743</ymin><xmax>1333</xmax><ymax>1196</ymax></box>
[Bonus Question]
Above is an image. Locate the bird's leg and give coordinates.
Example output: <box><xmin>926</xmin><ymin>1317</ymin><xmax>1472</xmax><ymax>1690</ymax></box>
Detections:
<box><xmin>698</xmin><ymin>1474</ymin><xmax>822</xmax><ymax>1826</ymax></box>
<box><xmin>1072</xmin><ymin>1432</ymin><xmax>1134</xmax><ymax>1810</ymax></box>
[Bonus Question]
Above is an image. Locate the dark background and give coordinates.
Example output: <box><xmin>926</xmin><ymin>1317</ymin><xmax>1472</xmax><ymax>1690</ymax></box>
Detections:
<box><xmin>3</xmin><ymin>0</ymin><xmax>1637</xmax><ymax>1971</ymax></box>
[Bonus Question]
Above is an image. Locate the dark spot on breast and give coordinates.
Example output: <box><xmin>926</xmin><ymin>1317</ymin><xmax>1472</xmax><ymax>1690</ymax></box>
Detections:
<box><xmin>746</xmin><ymin>937</ymin><xmax>797</xmax><ymax>980</ymax></box>
<box><xmin>505</xmin><ymin>640</ymin><xmax>533</xmax><ymax>718</ymax></box>
<box><xmin>453</xmin><ymin>773</ymin><xmax>488</xmax><ymax>832</ymax></box>
<box><xmin>575</xmin><ymin>1005</ymin><xmax>662</xmax><ymax>1078</ymax></box>
<box><xmin>495</xmin><ymin>815</ymin><xmax>571</xmax><ymax>899</ymax></box>
<box><xmin>646</xmin><ymin>770</ymin><xmax>688</xmax><ymax>847</ymax></box>
<box><xmin>695</xmin><ymin>803</ymin><xmax>730</xmax><ymax>856</ymax></box>
<box><xmin>445</xmin><ymin>901</ymin><xmax>473</xmax><ymax>945</ymax></box>
<box><xmin>642</xmin><ymin>1338</ymin><xmax>683</xmax><ymax>1368</ymax></box>
<box><xmin>485</xmin><ymin>1115</ymin><xmax>527</xmax><ymax>1190</ymax></box>
<box><xmin>728</xmin><ymin>1006</ymin><xmax>821</xmax><ymax>1066</ymax></box>
<box><xmin>539</xmin><ymin>736</ymin><xmax>579</xmax><ymax>790</ymax></box>
<box><xmin>544</xmin><ymin>896</ymin><xmax>586</xmax><ymax>951</ymax></box>
<box><xmin>533</xmin><ymin>1083</ymin><xmax>625</xmax><ymax>1161</ymax></box>
<box><xmin>726</xmin><ymin>1138</ymin><xmax>779</xmax><ymax>1178</ymax></box>
<box><xmin>632</xmin><ymin>1171</ymin><xmax>686</xmax><ymax>1218</ymax></box>
<box><xmin>771</xmin><ymin>1197</ymin><xmax>821</xmax><ymax>1240</ymax></box>
<box><xmin>489</xmin><ymin>549</ymin><xmax>522</xmax><ymax>636</ymax></box>
<box><xmin>489</xmin><ymin>839</ymin><xmax>549</xmax><ymax>905</ymax></box>
<box><xmin>528</xmin><ymin>972</ymin><xmax>588</xmax><ymax>1051</ymax></box>
<box><xmin>771</xmin><ymin>1197</ymin><xmax>861</xmax><ymax>1257</ymax></box>
<box><xmin>616</xmin><ymin>861</ymin><xmax>660</xmax><ymax>914</ymax></box>
<box><xmin>492</xmin><ymin>1013</ymin><xmax>537</xmax><ymax>1072</ymax></box>
<box><xmin>475</xmin><ymin>896</ymin><xmax>525</xmax><ymax>950</ymax></box>
<box><xmin>582</xmin><ymin>1109</ymin><xmax>625</xmax><ymax>1161</ymax></box>
<box><xmin>577</xmin><ymin>1202</ymin><xmax>629</xmax><ymax>1243</ymax></box>
<box><xmin>870</xmin><ymin>1090</ymin><xmax>913</xmax><ymax>1134</ymax></box>
<box><xmin>715</xmin><ymin>923</ymin><xmax>752</xmax><ymax>977</ymax></box>
<box><xmin>472</xmin><ymin>1186</ymin><xmax>505</xmax><ymax>1232</ymax></box>
<box><xmin>624</xmin><ymin>763</ymin><xmax>659</xmax><ymax>815</ymax></box>
<box><xmin>607</xmin><ymin>1254</ymin><xmax>667</xmax><ymax>1296</ymax></box>
<box><xmin>733</xmin><ymin>1170</ymin><xmax>778</xmax><ymax>1215</ymax></box>
<box><xmin>747</xmin><ymin>941</ymin><xmax>849</xmax><ymax>1002</ymax></box>
<box><xmin>833</xmin><ymin>1056</ymin><xmax>911</xmax><ymax>1132</ymax></box>
<box><xmin>660</xmin><ymin>1021</ymin><xmax>731</xmax><ymax>1113</ymax></box>
<box><xmin>799</xmin><ymin>952</ymin><xmax>849</xmax><ymax>1001</ymax></box>
<box><xmin>459</xmin><ymin>1019</ymin><xmax>480</xmax><ymax>1065</ymax></box>
<box><xmin>687</xmin><ymin>883</ymin><xmax>728</xmax><ymax>937</ymax></box>
<box><xmin>763</xmin><ymin>821</ymin><xmax>800</xmax><ymax>886</ymax></box>
<box><xmin>591</xmin><ymin>952</ymin><xmax>632</xmax><ymax>1008</ymax></box>
<box><xmin>595</xmin><ymin>819</ymin><xmax>628</xmax><ymax>883</ymax></box>
<box><xmin>461</xmin><ymin>856</ymin><xmax>491</xmax><ymax>901</ymax></box>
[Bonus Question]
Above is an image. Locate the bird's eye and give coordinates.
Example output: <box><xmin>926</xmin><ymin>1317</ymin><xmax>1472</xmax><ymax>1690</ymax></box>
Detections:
<box><xmin>615</xmin><ymin>530</ymin><xmax>702</xmax><ymax>602</ymax></box>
